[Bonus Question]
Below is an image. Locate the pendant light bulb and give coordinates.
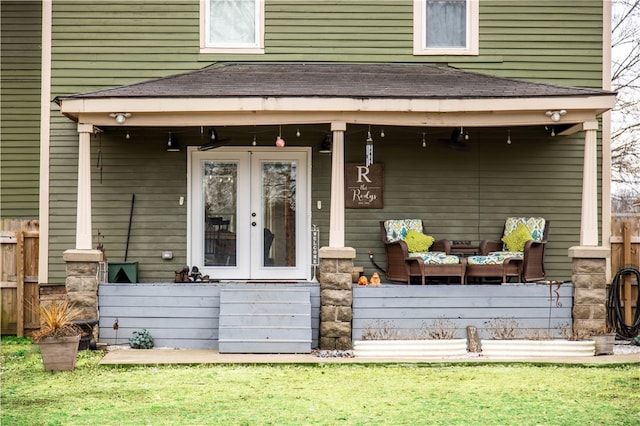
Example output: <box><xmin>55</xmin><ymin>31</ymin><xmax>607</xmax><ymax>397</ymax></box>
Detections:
<box><xmin>275</xmin><ymin>126</ymin><xmax>285</xmax><ymax>147</ymax></box>
<box><xmin>252</xmin><ymin>135</ymin><xmax>257</xmax><ymax>146</ymax></box>
<box><xmin>422</xmin><ymin>132</ymin><xmax>427</xmax><ymax>148</ymax></box>
<box><xmin>506</xmin><ymin>130</ymin><xmax>512</xmax><ymax>145</ymax></box>
<box><xmin>125</xmin><ymin>131</ymin><xmax>130</xmax><ymax>140</ymax></box>
<box><xmin>380</xmin><ymin>128</ymin><xmax>385</xmax><ymax>138</ymax></box>
<box><xmin>296</xmin><ymin>128</ymin><xmax>301</xmax><ymax>137</ymax></box>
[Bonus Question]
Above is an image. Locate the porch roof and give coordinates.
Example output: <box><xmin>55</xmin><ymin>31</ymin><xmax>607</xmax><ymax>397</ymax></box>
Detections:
<box><xmin>55</xmin><ymin>63</ymin><xmax>616</xmax><ymax>128</ymax></box>
<box><xmin>58</xmin><ymin>63</ymin><xmax>612</xmax><ymax>100</ymax></box>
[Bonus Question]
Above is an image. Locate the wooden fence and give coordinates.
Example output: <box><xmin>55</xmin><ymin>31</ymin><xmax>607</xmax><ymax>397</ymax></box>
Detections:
<box><xmin>610</xmin><ymin>215</ymin><xmax>639</xmax><ymax>327</ymax></box>
<box><xmin>1</xmin><ymin>220</ymin><xmax>39</xmax><ymax>336</ymax></box>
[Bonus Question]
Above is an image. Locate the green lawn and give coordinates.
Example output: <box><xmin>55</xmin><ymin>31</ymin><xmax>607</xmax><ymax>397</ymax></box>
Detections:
<box><xmin>2</xmin><ymin>337</ymin><xmax>639</xmax><ymax>425</ymax></box>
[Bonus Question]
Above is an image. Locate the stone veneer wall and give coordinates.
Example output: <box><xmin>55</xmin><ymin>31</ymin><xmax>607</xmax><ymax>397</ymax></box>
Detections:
<box><xmin>39</xmin><ymin>285</ymin><xmax>67</xmax><ymax>309</ymax></box>
<box><xmin>569</xmin><ymin>247</ymin><xmax>609</xmax><ymax>332</ymax></box>
<box><xmin>63</xmin><ymin>249</ymin><xmax>102</xmax><ymax>322</ymax></box>
<box><xmin>318</xmin><ymin>247</ymin><xmax>355</xmax><ymax>350</ymax></box>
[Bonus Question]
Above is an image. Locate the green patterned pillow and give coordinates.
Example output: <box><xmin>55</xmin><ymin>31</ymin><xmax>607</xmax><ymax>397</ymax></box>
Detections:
<box><xmin>501</xmin><ymin>223</ymin><xmax>533</xmax><ymax>252</ymax></box>
<box><xmin>404</xmin><ymin>229</ymin><xmax>435</xmax><ymax>252</ymax></box>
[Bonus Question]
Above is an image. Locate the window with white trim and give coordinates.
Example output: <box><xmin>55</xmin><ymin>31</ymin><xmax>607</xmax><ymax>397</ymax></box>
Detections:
<box><xmin>200</xmin><ymin>0</ymin><xmax>264</xmax><ymax>54</ymax></box>
<box><xmin>413</xmin><ymin>0</ymin><xmax>479</xmax><ymax>55</ymax></box>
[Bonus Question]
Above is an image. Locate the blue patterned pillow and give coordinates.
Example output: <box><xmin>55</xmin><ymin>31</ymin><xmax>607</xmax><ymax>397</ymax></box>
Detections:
<box><xmin>504</xmin><ymin>217</ymin><xmax>545</xmax><ymax>242</ymax></box>
<box><xmin>384</xmin><ymin>219</ymin><xmax>424</xmax><ymax>243</ymax></box>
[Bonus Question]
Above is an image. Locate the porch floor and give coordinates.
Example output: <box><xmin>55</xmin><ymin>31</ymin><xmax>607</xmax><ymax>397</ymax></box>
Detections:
<box><xmin>99</xmin><ymin>347</ymin><xmax>640</xmax><ymax>365</ymax></box>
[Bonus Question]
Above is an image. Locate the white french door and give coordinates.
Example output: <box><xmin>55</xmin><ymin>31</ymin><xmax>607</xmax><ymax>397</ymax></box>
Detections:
<box><xmin>190</xmin><ymin>148</ymin><xmax>310</xmax><ymax>280</ymax></box>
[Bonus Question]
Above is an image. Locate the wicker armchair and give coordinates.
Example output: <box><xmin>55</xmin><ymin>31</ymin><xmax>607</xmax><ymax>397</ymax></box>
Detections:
<box><xmin>380</xmin><ymin>220</ymin><xmax>465</xmax><ymax>284</ymax></box>
<box><xmin>469</xmin><ymin>217</ymin><xmax>549</xmax><ymax>282</ymax></box>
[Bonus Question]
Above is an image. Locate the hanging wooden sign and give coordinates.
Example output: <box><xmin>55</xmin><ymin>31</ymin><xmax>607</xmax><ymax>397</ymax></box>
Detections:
<box><xmin>345</xmin><ymin>162</ymin><xmax>383</xmax><ymax>209</ymax></box>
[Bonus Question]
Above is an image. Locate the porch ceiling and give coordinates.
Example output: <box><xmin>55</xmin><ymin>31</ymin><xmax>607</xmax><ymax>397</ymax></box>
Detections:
<box><xmin>55</xmin><ymin>63</ymin><xmax>616</xmax><ymax>128</ymax></box>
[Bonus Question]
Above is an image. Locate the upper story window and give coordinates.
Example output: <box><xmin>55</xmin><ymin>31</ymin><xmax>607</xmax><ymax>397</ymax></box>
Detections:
<box><xmin>200</xmin><ymin>0</ymin><xmax>265</xmax><ymax>54</ymax></box>
<box><xmin>413</xmin><ymin>0</ymin><xmax>479</xmax><ymax>55</ymax></box>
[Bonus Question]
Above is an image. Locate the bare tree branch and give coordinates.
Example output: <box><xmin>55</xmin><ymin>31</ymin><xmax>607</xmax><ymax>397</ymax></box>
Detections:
<box><xmin>611</xmin><ymin>0</ymin><xmax>640</xmax><ymax>211</ymax></box>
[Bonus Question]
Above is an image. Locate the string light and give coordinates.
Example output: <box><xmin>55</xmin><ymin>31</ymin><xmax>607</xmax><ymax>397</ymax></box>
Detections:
<box><xmin>462</xmin><ymin>127</ymin><xmax>469</xmax><ymax>140</ymax></box>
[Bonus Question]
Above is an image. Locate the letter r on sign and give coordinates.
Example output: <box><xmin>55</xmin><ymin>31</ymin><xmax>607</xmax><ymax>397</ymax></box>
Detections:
<box><xmin>356</xmin><ymin>166</ymin><xmax>372</xmax><ymax>183</ymax></box>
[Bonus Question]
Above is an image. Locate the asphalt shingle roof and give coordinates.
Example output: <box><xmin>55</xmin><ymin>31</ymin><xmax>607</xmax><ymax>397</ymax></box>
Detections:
<box><xmin>59</xmin><ymin>63</ymin><xmax>613</xmax><ymax>101</ymax></box>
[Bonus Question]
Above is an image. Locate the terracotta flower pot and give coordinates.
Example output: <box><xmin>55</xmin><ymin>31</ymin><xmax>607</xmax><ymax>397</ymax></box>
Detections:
<box><xmin>38</xmin><ymin>335</ymin><xmax>81</xmax><ymax>371</ymax></box>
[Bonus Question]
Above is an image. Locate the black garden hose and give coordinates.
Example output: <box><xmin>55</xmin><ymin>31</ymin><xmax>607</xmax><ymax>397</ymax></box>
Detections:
<box><xmin>608</xmin><ymin>266</ymin><xmax>640</xmax><ymax>339</ymax></box>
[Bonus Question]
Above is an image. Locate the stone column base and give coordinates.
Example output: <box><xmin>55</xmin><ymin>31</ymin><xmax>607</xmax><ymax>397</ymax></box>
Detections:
<box><xmin>568</xmin><ymin>246</ymin><xmax>610</xmax><ymax>333</ymax></box>
<box><xmin>318</xmin><ymin>247</ymin><xmax>356</xmax><ymax>350</ymax></box>
<box><xmin>63</xmin><ymin>249</ymin><xmax>103</xmax><ymax>335</ymax></box>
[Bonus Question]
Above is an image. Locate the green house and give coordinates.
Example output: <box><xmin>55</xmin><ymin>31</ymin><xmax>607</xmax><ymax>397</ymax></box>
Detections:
<box><xmin>1</xmin><ymin>1</ymin><xmax>617</xmax><ymax>349</ymax></box>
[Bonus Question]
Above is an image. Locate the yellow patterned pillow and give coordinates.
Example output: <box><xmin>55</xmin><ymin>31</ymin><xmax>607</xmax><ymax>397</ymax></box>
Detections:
<box><xmin>404</xmin><ymin>229</ymin><xmax>435</xmax><ymax>252</ymax></box>
<box><xmin>501</xmin><ymin>223</ymin><xmax>533</xmax><ymax>252</ymax></box>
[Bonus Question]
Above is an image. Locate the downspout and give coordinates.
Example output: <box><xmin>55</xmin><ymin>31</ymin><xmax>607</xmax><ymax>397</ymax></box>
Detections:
<box><xmin>38</xmin><ymin>0</ymin><xmax>52</xmax><ymax>284</ymax></box>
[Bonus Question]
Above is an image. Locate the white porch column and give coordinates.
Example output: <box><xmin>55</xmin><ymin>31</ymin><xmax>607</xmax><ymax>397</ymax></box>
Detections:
<box><xmin>329</xmin><ymin>122</ymin><xmax>346</xmax><ymax>247</ymax></box>
<box><xmin>76</xmin><ymin>123</ymin><xmax>94</xmax><ymax>249</ymax></box>
<box><xmin>580</xmin><ymin>121</ymin><xmax>599</xmax><ymax>246</ymax></box>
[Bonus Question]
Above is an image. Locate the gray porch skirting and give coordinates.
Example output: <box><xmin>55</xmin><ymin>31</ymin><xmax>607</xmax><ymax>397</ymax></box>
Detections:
<box><xmin>98</xmin><ymin>282</ymin><xmax>573</xmax><ymax>350</ymax></box>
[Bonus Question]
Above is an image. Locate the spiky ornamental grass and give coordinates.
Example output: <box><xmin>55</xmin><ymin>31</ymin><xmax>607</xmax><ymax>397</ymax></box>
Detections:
<box><xmin>31</xmin><ymin>299</ymin><xmax>82</xmax><ymax>341</ymax></box>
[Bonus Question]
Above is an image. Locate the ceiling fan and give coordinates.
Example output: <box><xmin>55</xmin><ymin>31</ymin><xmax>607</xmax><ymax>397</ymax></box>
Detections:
<box><xmin>198</xmin><ymin>128</ymin><xmax>230</xmax><ymax>151</ymax></box>
<box><xmin>438</xmin><ymin>127</ymin><xmax>471</xmax><ymax>151</ymax></box>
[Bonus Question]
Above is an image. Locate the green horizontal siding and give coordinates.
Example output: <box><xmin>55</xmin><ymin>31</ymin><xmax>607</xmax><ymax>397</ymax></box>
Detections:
<box><xmin>0</xmin><ymin>0</ymin><xmax>42</xmax><ymax>220</ymax></box>
<box><xmin>47</xmin><ymin>126</ymin><xmax>331</xmax><ymax>283</ymax></box>
<box><xmin>43</xmin><ymin>0</ymin><xmax>606</xmax><ymax>283</ymax></box>
<box><xmin>479</xmin><ymin>1</ymin><xmax>603</xmax><ymax>86</ymax></box>
<box><xmin>47</xmin><ymin>0</ymin><xmax>605</xmax><ymax>94</ymax></box>
<box><xmin>344</xmin><ymin>125</ymin><xmax>595</xmax><ymax>281</ymax></box>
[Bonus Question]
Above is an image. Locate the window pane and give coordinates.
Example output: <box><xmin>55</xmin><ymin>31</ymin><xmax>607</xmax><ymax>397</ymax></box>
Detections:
<box><xmin>425</xmin><ymin>0</ymin><xmax>466</xmax><ymax>48</ymax></box>
<box><xmin>208</xmin><ymin>0</ymin><xmax>256</xmax><ymax>46</ymax></box>
<box><xmin>203</xmin><ymin>161</ymin><xmax>237</xmax><ymax>267</ymax></box>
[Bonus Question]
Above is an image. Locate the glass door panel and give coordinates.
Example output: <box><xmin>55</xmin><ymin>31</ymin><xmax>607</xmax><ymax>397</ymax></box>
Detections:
<box><xmin>203</xmin><ymin>161</ymin><xmax>237</xmax><ymax>267</ymax></box>
<box><xmin>250</xmin><ymin>150</ymin><xmax>308</xmax><ymax>280</ymax></box>
<box><xmin>260</xmin><ymin>161</ymin><xmax>296</xmax><ymax>268</ymax></box>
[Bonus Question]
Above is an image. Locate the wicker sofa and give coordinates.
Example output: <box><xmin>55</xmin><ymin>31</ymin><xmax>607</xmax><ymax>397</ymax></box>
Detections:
<box><xmin>380</xmin><ymin>219</ymin><xmax>466</xmax><ymax>284</ymax></box>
